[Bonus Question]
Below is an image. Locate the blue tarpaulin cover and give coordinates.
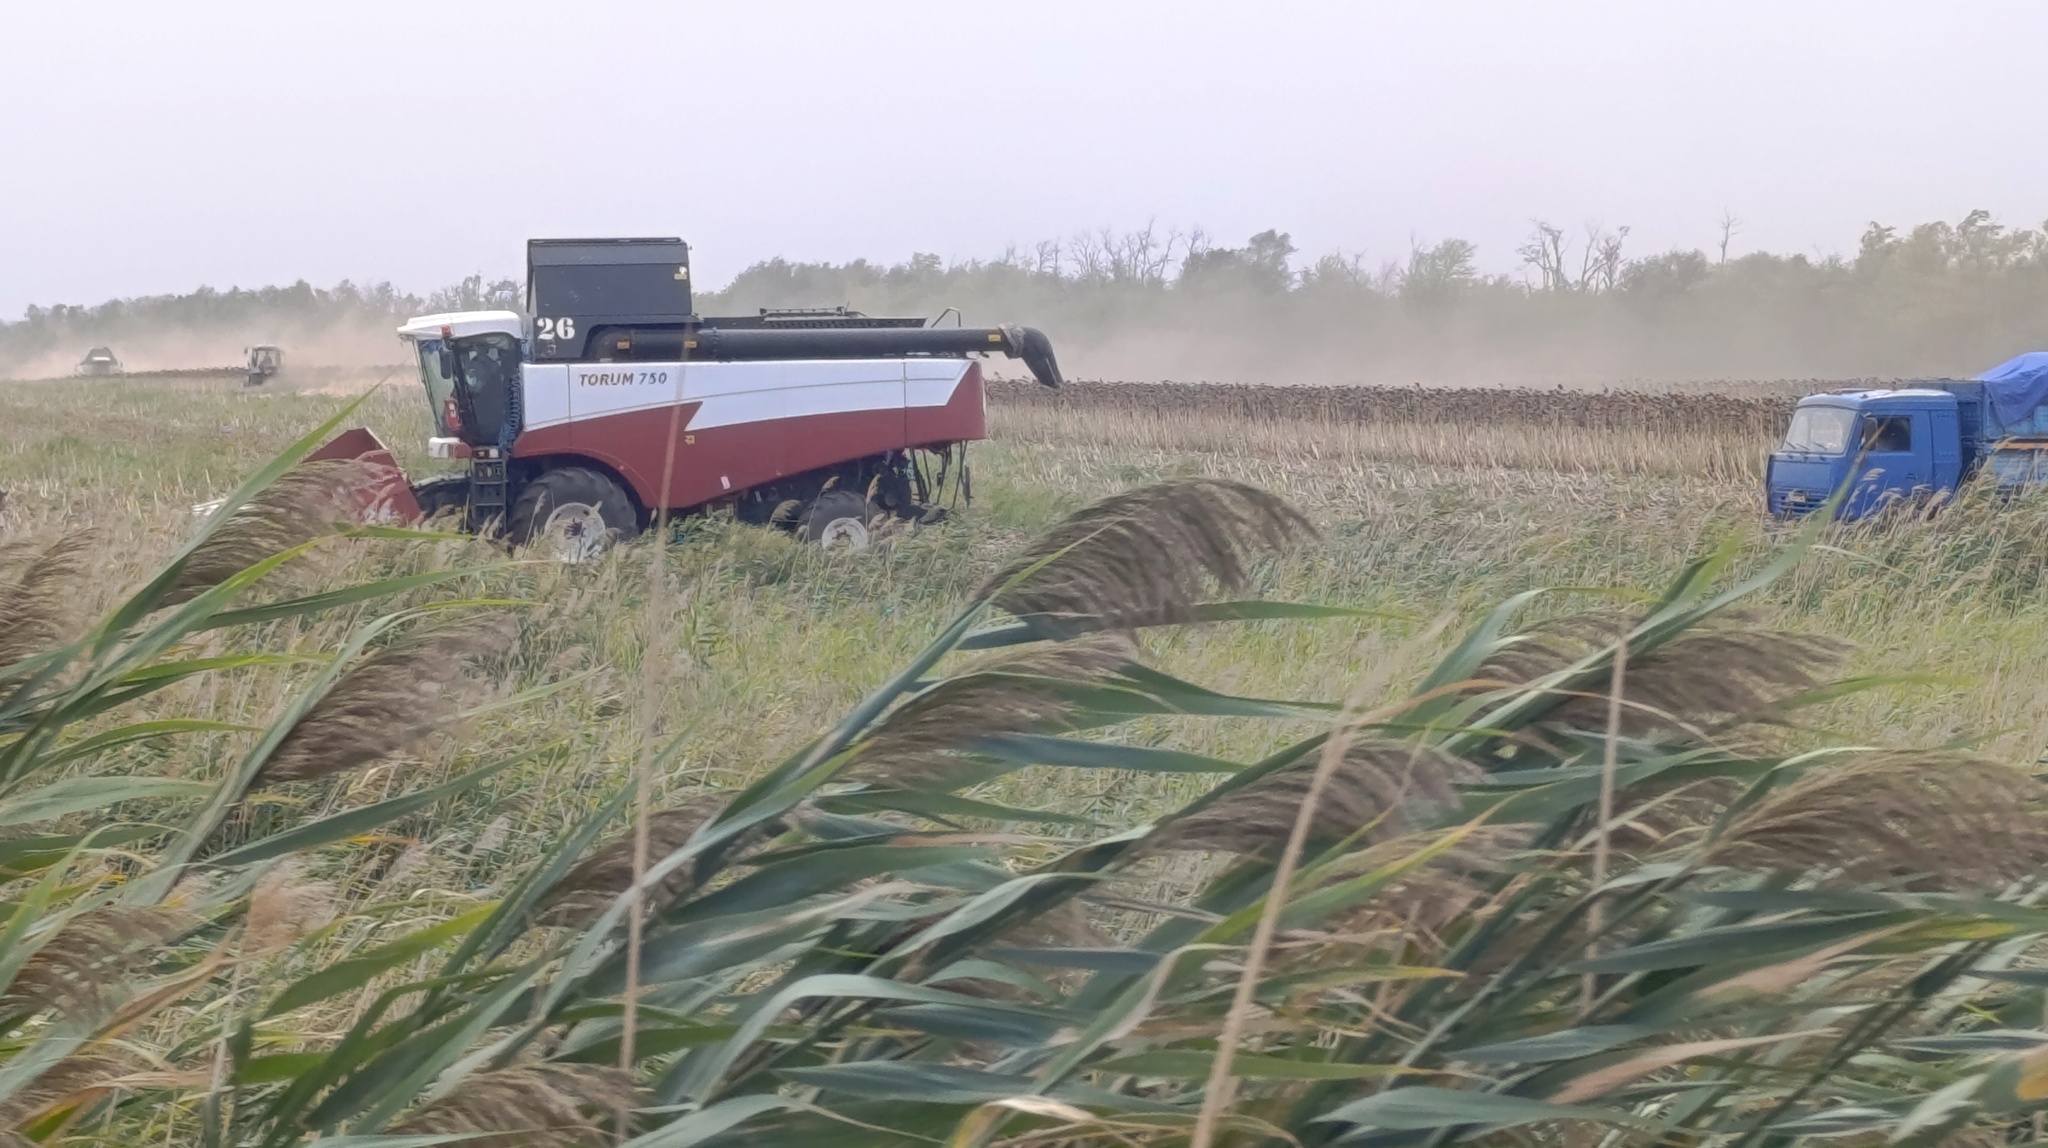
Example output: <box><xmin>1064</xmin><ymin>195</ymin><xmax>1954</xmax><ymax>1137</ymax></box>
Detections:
<box><xmin>1978</xmin><ymin>352</ymin><xmax>2048</xmax><ymax>424</ymax></box>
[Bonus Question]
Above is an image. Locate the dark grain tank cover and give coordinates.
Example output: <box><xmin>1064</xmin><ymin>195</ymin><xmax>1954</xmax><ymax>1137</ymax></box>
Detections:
<box><xmin>527</xmin><ymin>238</ymin><xmax>693</xmax><ymax>361</ymax></box>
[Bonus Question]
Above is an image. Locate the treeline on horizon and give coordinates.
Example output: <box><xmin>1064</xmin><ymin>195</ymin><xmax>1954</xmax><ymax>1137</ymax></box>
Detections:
<box><xmin>7</xmin><ymin>210</ymin><xmax>2048</xmax><ymax>384</ymax></box>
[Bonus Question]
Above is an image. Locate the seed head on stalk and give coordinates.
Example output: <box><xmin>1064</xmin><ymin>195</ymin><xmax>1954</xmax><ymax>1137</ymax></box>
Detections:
<box><xmin>257</xmin><ymin>618</ymin><xmax>510</xmax><ymax>785</ymax></box>
<box><xmin>0</xmin><ymin>531</ymin><xmax>96</xmax><ymax>670</ymax></box>
<box><xmin>978</xmin><ymin>477</ymin><xmax>1315</xmax><ymax>634</ymax></box>
<box><xmin>164</xmin><ymin>459</ymin><xmax>379</xmax><ymax>607</ymax></box>
<box><xmin>393</xmin><ymin>1063</ymin><xmax>638</xmax><ymax>1146</ymax></box>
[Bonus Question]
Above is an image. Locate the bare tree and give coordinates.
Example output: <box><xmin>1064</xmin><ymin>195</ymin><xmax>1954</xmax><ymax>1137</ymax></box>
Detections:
<box><xmin>1103</xmin><ymin>221</ymin><xmax>1180</xmax><ymax>285</ymax></box>
<box><xmin>1180</xmin><ymin>226</ymin><xmax>1212</xmax><ymax>279</ymax></box>
<box><xmin>1518</xmin><ymin>220</ymin><xmax>1628</xmax><ymax>292</ymax></box>
<box><xmin>1134</xmin><ymin>223</ymin><xmax>1186</xmax><ymax>285</ymax></box>
<box><xmin>1580</xmin><ymin>222</ymin><xmax>1629</xmax><ymax>292</ymax></box>
<box><xmin>1032</xmin><ymin>239</ymin><xmax>1063</xmax><ymax>280</ymax></box>
<box><xmin>1717</xmin><ymin>208</ymin><xmax>1741</xmax><ymax>265</ymax></box>
<box><xmin>1068</xmin><ymin>230</ymin><xmax>1108</xmax><ymax>283</ymax></box>
<box><xmin>1518</xmin><ymin>220</ymin><xmax>1570</xmax><ymax>291</ymax></box>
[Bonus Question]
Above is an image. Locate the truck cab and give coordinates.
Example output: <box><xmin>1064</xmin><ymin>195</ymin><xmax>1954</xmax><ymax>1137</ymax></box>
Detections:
<box><xmin>1767</xmin><ymin>389</ymin><xmax>1966</xmax><ymax>520</ymax></box>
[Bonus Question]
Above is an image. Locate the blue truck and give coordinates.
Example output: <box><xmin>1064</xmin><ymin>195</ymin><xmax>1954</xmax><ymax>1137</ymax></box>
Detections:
<box><xmin>1767</xmin><ymin>353</ymin><xmax>2048</xmax><ymax>520</ymax></box>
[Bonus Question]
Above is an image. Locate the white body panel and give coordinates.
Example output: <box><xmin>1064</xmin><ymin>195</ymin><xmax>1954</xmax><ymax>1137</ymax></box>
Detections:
<box><xmin>520</xmin><ymin>358</ymin><xmax>968</xmax><ymax>432</ymax></box>
<box><xmin>520</xmin><ymin>363</ymin><xmax>572</xmax><ymax>428</ymax></box>
<box><xmin>906</xmin><ymin>357</ymin><xmax>968</xmax><ymax>409</ymax></box>
<box><xmin>565</xmin><ymin>363</ymin><xmax>680</xmax><ymax>423</ymax></box>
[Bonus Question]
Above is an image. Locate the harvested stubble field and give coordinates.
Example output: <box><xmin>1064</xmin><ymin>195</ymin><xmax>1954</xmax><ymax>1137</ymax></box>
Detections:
<box><xmin>7</xmin><ymin>368</ymin><xmax>2048</xmax><ymax>1142</ymax></box>
<box><xmin>990</xmin><ymin>377</ymin><xmax>1805</xmax><ymax>481</ymax></box>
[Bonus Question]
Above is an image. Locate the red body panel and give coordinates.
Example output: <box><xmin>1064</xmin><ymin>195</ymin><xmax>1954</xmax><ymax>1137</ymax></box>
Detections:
<box><xmin>907</xmin><ymin>362</ymin><xmax>987</xmax><ymax>447</ymax></box>
<box><xmin>515</xmin><ymin>361</ymin><xmax>989</xmax><ymax>511</ymax></box>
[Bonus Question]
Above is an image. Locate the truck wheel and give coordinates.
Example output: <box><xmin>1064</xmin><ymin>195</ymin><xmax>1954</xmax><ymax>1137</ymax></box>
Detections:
<box><xmin>798</xmin><ymin>490</ymin><xmax>871</xmax><ymax>550</ymax></box>
<box><xmin>510</xmin><ymin>467</ymin><xmax>637</xmax><ymax>564</ymax></box>
<box><xmin>411</xmin><ymin>474</ymin><xmax>470</xmax><ymax>525</ymax></box>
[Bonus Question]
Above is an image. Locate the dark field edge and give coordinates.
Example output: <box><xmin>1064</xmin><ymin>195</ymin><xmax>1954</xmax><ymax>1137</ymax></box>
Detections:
<box><xmin>984</xmin><ymin>377</ymin><xmax>1849</xmax><ymax>434</ymax></box>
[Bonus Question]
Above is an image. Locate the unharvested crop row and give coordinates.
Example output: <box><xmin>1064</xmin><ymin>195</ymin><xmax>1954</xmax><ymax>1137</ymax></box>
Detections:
<box><xmin>989</xmin><ymin>377</ymin><xmax>1800</xmax><ymax>438</ymax></box>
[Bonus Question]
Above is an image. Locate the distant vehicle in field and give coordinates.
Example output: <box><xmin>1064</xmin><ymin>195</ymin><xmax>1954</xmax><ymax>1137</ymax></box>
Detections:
<box><xmin>75</xmin><ymin>347</ymin><xmax>121</xmax><ymax>376</ymax></box>
<box><xmin>293</xmin><ymin>236</ymin><xmax>1062</xmax><ymax>560</ymax></box>
<box><xmin>243</xmin><ymin>345</ymin><xmax>283</xmax><ymax>387</ymax></box>
<box><xmin>1767</xmin><ymin>353</ymin><xmax>2048</xmax><ymax>520</ymax></box>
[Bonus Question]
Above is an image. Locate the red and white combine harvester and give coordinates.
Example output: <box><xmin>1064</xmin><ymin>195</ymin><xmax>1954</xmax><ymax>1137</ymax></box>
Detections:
<box><xmin>313</xmin><ymin>237</ymin><xmax>1063</xmax><ymax>559</ymax></box>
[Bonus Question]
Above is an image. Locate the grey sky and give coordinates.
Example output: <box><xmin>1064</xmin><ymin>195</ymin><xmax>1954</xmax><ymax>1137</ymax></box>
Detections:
<box><xmin>7</xmin><ymin>0</ymin><xmax>2047</xmax><ymax>317</ymax></box>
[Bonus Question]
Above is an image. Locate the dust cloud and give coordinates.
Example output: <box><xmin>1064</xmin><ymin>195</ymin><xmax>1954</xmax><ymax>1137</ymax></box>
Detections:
<box><xmin>1</xmin><ymin>313</ymin><xmax>406</xmax><ymax>382</ymax></box>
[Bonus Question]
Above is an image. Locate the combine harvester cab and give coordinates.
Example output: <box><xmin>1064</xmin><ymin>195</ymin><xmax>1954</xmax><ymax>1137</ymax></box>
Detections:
<box><xmin>75</xmin><ymin>347</ymin><xmax>122</xmax><ymax>377</ymax></box>
<box><xmin>1767</xmin><ymin>353</ymin><xmax>2048</xmax><ymax>521</ymax></box>
<box><xmin>315</xmin><ymin>236</ymin><xmax>1062</xmax><ymax>560</ymax></box>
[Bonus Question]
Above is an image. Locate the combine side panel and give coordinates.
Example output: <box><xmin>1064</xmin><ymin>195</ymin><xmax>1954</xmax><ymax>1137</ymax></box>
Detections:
<box><xmin>682</xmin><ymin>359</ymin><xmax>790</xmax><ymax>493</ymax></box>
<box><xmin>521</xmin><ymin>363</ymin><xmax>574</xmax><ymax>430</ymax></box>
<box><xmin>515</xmin><ymin>362</ymin><xmax>686</xmax><ymax>508</ymax></box>
<box><xmin>514</xmin><ymin>357</ymin><xmax>967</xmax><ymax>513</ymax></box>
<box><xmin>760</xmin><ymin>360</ymin><xmax>908</xmax><ymax>480</ymax></box>
<box><xmin>906</xmin><ymin>360</ymin><xmax>985</xmax><ymax>446</ymax></box>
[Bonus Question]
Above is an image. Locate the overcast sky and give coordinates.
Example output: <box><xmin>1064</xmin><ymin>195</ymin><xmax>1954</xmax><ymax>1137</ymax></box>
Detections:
<box><xmin>6</xmin><ymin>0</ymin><xmax>2047</xmax><ymax>317</ymax></box>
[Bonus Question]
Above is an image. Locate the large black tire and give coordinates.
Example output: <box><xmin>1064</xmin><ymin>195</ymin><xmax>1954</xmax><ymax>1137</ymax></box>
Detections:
<box><xmin>411</xmin><ymin>474</ymin><xmax>470</xmax><ymax>525</ymax></box>
<box><xmin>797</xmin><ymin>489</ymin><xmax>872</xmax><ymax>550</ymax></box>
<box><xmin>509</xmin><ymin>467</ymin><xmax>637</xmax><ymax>563</ymax></box>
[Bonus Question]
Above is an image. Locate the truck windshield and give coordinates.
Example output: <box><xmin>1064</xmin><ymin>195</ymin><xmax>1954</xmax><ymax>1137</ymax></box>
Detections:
<box><xmin>1781</xmin><ymin>406</ymin><xmax>1855</xmax><ymax>454</ymax></box>
<box><xmin>414</xmin><ymin>338</ymin><xmax>458</xmax><ymax>436</ymax></box>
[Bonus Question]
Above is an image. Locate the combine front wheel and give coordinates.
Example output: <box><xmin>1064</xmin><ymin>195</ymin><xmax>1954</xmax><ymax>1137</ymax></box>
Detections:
<box><xmin>510</xmin><ymin>467</ymin><xmax>635</xmax><ymax>564</ymax></box>
<box><xmin>798</xmin><ymin>490</ymin><xmax>872</xmax><ymax>551</ymax></box>
<box><xmin>411</xmin><ymin>475</ymin><xmax>470</xmax><ymax>525</ymax></box>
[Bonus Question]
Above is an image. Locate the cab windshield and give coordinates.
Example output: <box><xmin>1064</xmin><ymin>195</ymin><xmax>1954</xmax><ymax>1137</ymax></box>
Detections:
<box><xmin>414</xmin><ymin>338</ymin><xmax>458</xmax><ymax>436</ymax></box>
<box><xmin>453</xmin><ymin>333</ymin><xmax>521</xmax><ymax>448</ymax></box>
<box><xmin>412</xmin><ymin>332</ymin><xmax>522</xmax><ymax>445</ymax></box>
<box><xmin>1780</xmin><ymin>406</ymin><xmax>1855</xmax><ymax>455</ymax></box>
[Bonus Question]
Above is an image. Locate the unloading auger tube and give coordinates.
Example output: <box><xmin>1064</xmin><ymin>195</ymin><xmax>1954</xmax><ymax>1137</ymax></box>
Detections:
<box><xmin>594</xmin><ymin>323</ymin><xmax>1064</xmax><ymax>388</ymax></box>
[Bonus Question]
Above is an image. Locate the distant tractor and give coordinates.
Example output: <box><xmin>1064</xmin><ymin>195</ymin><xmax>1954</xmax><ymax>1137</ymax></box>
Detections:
<box><xmin>75</xmin><ymin>347</ymin><xmax>121</xmax><ymax>377</ymax></box>
<box><xmin>244</xmin><ymin>345</ymin><xmax>283</xmax><ymax>387</ymax></box>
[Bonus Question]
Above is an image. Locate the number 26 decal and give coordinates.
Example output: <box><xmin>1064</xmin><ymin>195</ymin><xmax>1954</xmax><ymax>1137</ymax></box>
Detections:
<box><xmin>535</xmin><ymin>317</ymin><xmax>577</xmax><ymax>341</ymax></box>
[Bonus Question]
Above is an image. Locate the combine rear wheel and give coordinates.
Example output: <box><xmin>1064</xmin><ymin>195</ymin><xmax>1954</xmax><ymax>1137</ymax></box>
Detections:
<box><xmin>798</xmin><ymin>490</ymin><xmax>872</xmax><ymax>551</ymax></box>
<box><xmin>510</xmin><ymin>467</ymin><xmax>636</xmax><ymax>564</ymax></box>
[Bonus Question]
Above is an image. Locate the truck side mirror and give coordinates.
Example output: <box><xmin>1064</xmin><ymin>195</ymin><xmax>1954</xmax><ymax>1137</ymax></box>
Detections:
<box><xmin>439</xmin><ymin>348</ymin><xmax>458</xmax><ymax>378</ymax></box>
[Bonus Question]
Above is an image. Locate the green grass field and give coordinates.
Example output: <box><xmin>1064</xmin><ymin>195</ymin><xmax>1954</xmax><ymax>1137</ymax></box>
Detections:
<box><xmin>8</xmin><ymin>369</ymin><xmax>2048</xmax><ymax>1143</ymax></box>
<box><xmin>6</xmin><ymin>371</ymin><xmax>2048</xmax><ymax>845</ymax></box>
